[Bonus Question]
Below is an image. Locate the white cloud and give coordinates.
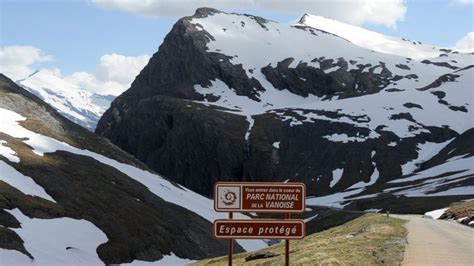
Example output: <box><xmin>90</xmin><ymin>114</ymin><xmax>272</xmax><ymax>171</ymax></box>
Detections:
<box><xmin>454</xmin><ymin>32</ymin><xmax>474</xmax><ymax>52</ymax></box>
<box><xmin>92</xmin><ymin>0</ymin><xmax>406</xmax><ymax>28</ymax></box>
<box><xmin>0</xmin><ymin>45</ymin><xmax>149</xmax><ymax>96</ymax></box>
<box><xmin>454</xmin><ymin>0</ymin><xmax>474</xmax><ymax>5</ymax></box>
<box><xmin>96</xmin><ymin>53</ymin><xmax>150</xmax><ymax>85</ymax></box>
<box><xmin>64</xmin><ymin>53</ymin><xmax>150</xmax><ymax>95</ymax></box>
<box><xmin>64</xmin><ymin>71</ymin><xmax>128</xmax><ymax>96</ymax></box>
<box><xmin>0</xmin><ymin>45</ymin><xmax>53</xmax><ymax>80</ymax></box>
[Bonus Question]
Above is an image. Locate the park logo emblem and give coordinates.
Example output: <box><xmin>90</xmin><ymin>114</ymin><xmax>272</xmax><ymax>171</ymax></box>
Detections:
<box><xmin>217</xmin><ymin>186</ymin><xmax>241</xmax><ymax>209</ymax></box>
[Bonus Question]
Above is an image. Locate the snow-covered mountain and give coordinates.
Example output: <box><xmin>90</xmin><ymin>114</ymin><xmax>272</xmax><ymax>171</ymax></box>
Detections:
<box><xmin>0</xmin><ymin>74</ymin><xmax>266</xmax><ymax>264</ymax></box>
<box><xmin>97</xmin><ymin>8</ymin><xmax>473</xmax><ymax>211</ymax></box>
<box><xmin>17</xmin><ymin>70</ymin><xmax>113</xmax><ymax>131</ymax></box>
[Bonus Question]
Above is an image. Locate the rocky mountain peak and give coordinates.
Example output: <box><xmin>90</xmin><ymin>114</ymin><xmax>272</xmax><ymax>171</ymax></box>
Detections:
<box><xmin>298</xmin><ymin>13</ymin><xmax>312</xmax><ymax>24</ymax></box>
<box><xmin>96</xmin><ymin>9</ymin><xmax>473</xmax><ymax>209</ymax></box>
<box><xmin>193</xmin><ymin>7</ymin><xmax>221</xmax><ymax>18</ymax></box>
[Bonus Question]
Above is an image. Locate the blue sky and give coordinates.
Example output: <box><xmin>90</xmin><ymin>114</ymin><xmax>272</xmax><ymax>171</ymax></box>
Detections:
<box><xmin>366</xmin><ymin>0</ymin><xmax>473</xmax><ymax>46</ymax></box>
<box><xmin>0</xmin><ymin>0</ymin><xmax>473</xmax><ymax>94</ymax></box>
<box><xmin>1</xmin><ymin>0</ymin><xmax>175</xmax><ymax>74</ymax></box>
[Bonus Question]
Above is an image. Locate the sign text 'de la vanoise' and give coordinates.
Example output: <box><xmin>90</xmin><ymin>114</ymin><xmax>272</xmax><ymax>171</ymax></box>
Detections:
<box><xmin>214</xmin><ymin>182</ymin><xmax>306</xmax><ymax>213</ymax></box>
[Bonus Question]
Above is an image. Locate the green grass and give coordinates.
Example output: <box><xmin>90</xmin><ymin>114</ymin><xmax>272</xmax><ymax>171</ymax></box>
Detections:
<box><xmin>194</xmin><ymin>214</ymin><xmax>407</xmax><ymax>265</ymax></box>
<box><xmin>443</xmin><ymin>201</ymin><xmax>474</xmax><ymax>219</ymax></box>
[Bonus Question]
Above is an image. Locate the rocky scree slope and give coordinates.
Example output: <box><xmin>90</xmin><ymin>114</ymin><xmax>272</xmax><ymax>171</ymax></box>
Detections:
<box><xmin>97</xmin><ymin>8</ymin><xmax>474</xmax><ymax>211</ymax></box>
<box><xmin>0</xmin><ymin>74</ymin><xmax>245</xmax><ymax>264</ymax></box>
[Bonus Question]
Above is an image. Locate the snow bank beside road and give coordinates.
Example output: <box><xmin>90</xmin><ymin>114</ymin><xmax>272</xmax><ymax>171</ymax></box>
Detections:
<box><xmin>424</xmin><ymin>208</ymin><xmax>448</xmax><ymax>219</ymax></box>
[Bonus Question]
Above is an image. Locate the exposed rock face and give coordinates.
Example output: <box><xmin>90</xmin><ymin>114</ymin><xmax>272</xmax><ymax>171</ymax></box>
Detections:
<box><xmin>260</xmin><ymin>57</ymin><xmax>391</xmax><ymax>99</ymax></box>
<box><xmin>245</xmin><ymin>251</ymin><xmax>279</xmax><ymax>262</ymax></box>
<box><xmin>97</xmin><ymin>8</ymin><xmax>473</xmax><ymax>207</ymax></box>
<box><xmin>100</xmin><ymin>96</ymin><xmax>249</xmax><ymax>194</ymax></box>
<box><xmin>0</xmin><ymin>74</ymin><xmax>241</xmax><ymax>264</ymax></box>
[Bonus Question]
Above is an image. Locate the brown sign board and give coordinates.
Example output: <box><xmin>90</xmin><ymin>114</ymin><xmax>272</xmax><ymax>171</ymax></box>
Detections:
<box><xmin>214</xmin><ymin>182</ymin><xmax>306</xmax><ymax>213</ymax></box>
<box><xmin>214</xmin><ymin>219</ymin><xmax>305</xmax><ymax>239</ymax></box>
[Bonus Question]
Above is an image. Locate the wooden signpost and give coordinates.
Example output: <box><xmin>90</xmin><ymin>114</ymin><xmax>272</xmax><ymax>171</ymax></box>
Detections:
<box><xmin>213</xmin><ymin>182</ymin><xmax>306</xmax><ymax>266</ymax></box>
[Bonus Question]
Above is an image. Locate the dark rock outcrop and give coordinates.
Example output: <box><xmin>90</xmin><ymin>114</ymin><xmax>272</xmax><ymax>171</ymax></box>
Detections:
<box><xmin>245</xmin><ymin>251</ymin><xmax>280</xmax><ymax>262</ymax></box>
<box><xmin>0</xmin><ymin>226</ymin><xmax>33</xmax><ymax>259</ymax></box>
<box><xmin>260</xmin><ymin>57</ymin><xmax>390</xmax><ymax>98</ymax></box>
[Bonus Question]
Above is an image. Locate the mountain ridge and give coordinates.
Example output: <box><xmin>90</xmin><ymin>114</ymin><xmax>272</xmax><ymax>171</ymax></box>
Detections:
<box><xmin>296</xmin><ymin>13</ymin><xmax>445</xmax><ymax>59</ymax></box>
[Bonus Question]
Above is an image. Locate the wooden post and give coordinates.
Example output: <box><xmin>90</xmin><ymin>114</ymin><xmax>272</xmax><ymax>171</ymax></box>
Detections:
<box><xmin>228</xmin><ymin>212</ymin><xmax>233</xmax><ymax>266</ymax></box>
<box><xmin>285</xmin><ymin>213</ymin><xmax>290</xmax><ymax>266</ymax></box>
<box><xmin>386</xmin><ymin>211</ymin><xmax>389</xmax><ymax>218</ymax></box>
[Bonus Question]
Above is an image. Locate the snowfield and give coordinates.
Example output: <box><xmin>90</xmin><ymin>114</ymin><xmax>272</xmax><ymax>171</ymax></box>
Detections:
<box><xmin>0</xmin><ymin>208</ymin><xmax>107</xmax><ymax>265</ymax></box>
<box><xmin>296</xmin><ymin>14</ymin><xmax>444</xmax><ymax>59</ymax></box>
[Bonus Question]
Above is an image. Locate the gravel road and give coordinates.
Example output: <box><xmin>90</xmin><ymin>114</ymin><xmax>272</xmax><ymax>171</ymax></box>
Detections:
<box><xmin>394</xmin><ymin>215</ymin><xmax>473</xmax><ymax>265</ymax></box>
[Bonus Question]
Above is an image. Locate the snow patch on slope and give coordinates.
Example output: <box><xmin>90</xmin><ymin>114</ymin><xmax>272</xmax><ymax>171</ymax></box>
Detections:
<box><xmin>0</xmin><ymin>161</ymin><xmax>55</xmax><ymax>202</ymax></box>
<box><xmin>0</xmin><ymin>140</ymin><xmax>20</xmax><ymax>163</ymax></box>
<box><xmin>193</xmin><ymin>78</ymin><xmax>321</xmax><ymax>116</ymax></box>
<box><xmin>392</xmin><ymin>154</ymin><xmax>473</xmax><ymax>185</ymax></box>
<box><xmin>272</xmin><ymin>141</ymin><xmax>280</xmax><ymax>149</ymax></box>
<box><xmin>245</xmin><ymin>115</ymin><xmax>255</xmax><ymax>142</ymax></box>
<box><xmin>323</xmin><ymin>133</ymin><xmax>368</xmax><ymax>143</ymax></box>
<box><xmin>401</xmin><ymin>140</ymin><xmax>454</xmax><ymax>175</ymax></box>
<box><xmin>306</xmin><ymin>188</ymin><xmax>365</xmax><ymax>209</ymax></box>
<box><xmin>330</xmin><ymin>168</ymin><xmax>343</xmax><ymax>188</ymax></box>
<box><xmin>384</xmin><ymin>155</ymin><xmax>473</xmax><ymax>197</ymax></box>
<box><xmin>347</xmin><ymin>167</ymin><xmax>380</xmax><ymax>190</ymax></box>
<box><xmin>0</xmin><ymin>208</ymin><xmax>107</xmax><ymax>265</ymax></box>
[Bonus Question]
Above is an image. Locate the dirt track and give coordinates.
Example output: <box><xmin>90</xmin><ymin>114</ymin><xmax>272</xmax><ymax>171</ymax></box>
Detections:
<box><xmin>394</xmin><ymin>215</ymin><xmax>473</xmax><ymax>265</ymax></box>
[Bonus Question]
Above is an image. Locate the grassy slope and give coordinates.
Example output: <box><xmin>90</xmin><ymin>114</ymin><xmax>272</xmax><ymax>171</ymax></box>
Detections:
<box><xmin>442</xmin><ymin>201</ymin><xmax>474</xmax><ymax>219</ymax></box>
<box><xmin>194</xmin><ymin>214</ymin><xmax>407</xmax><ymax>265</ymax></box>
<box><xmin>439</xmin><ymin>201</ymin><xmax>474</xmax><ymax>225</ymax></box>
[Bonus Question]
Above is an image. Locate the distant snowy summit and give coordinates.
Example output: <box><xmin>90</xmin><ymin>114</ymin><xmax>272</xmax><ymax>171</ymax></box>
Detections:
<box><xmin>17</xmin><ymin>70</ymin><xmax>113</xmax><ymax>130</ymax></box>
<box><xmin>296</xmin><ymin>14</ymin><xmax>454</xmax><ymax>59</ymax></box>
